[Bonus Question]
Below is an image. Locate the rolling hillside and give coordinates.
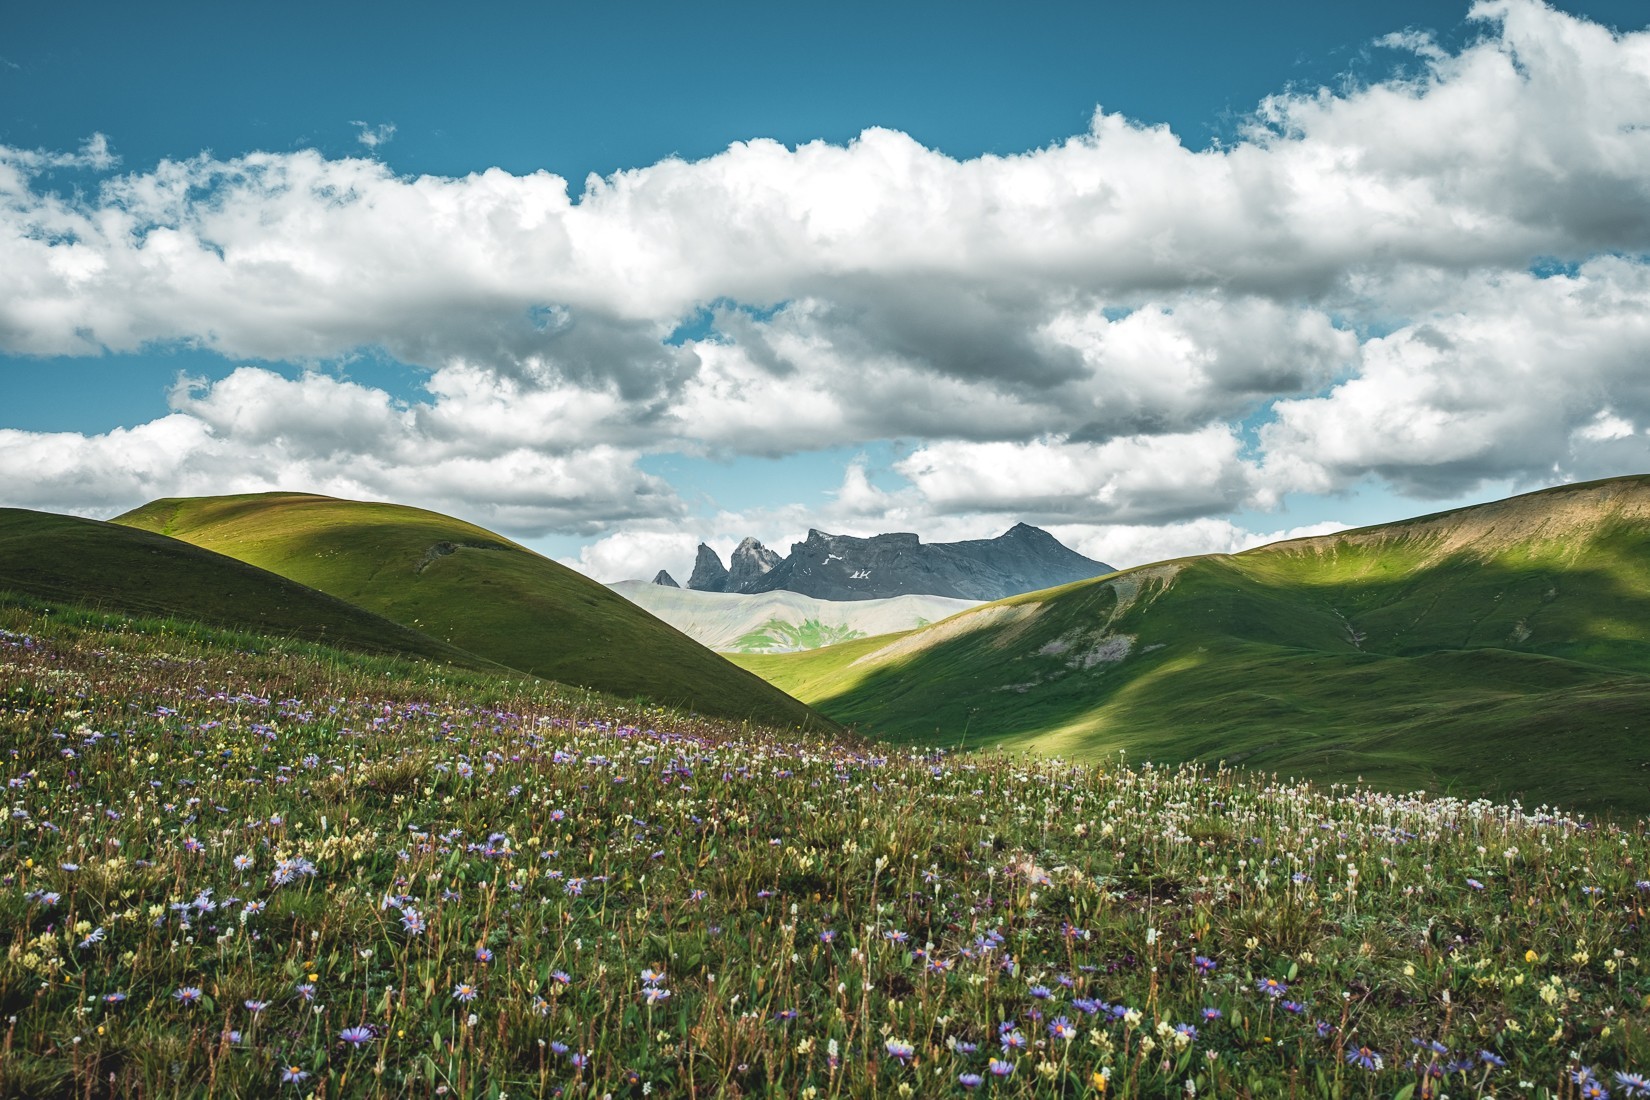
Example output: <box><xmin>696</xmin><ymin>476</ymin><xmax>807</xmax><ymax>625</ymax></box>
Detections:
<box><xmin>114</xmin><ymin>493</ymin><xmax>823</xmax><ymax>729</ymax></box>
<box><xmin>609</xmin><ymin>580</ymin><xmax>979</xmax><ymax>652</ymax></box>
<box><xmin>736</xmin><ymin>475</ymin><xmax>1650</xmax><ymax>814</ymax></box>
<box><xmin>0</xmin><ymin>507</ymin><xmax>485</xmax><ymax>666</ymax></box>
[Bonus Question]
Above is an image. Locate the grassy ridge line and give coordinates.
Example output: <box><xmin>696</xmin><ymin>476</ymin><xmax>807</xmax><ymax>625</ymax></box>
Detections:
<box><xmin>736</xmin><ymin>475</ymin><xmax>1650</xmax><ymax>815</ymax></box>
<box><xmin>0</xmin><ymin>508</ymin><xmax>489</xmax><ymax>668</ymax></box>
<box><xmin>114</xmin><ymin>492</ymin><xmax>826</xmax><ymax>730</ymax></box>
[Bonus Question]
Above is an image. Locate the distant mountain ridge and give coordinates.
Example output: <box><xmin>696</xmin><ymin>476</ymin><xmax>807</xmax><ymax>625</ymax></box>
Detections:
<box><xmin>681</xmin><ymin>523</ymin><xmax>1113</xmax><ymax>602</ymax></box>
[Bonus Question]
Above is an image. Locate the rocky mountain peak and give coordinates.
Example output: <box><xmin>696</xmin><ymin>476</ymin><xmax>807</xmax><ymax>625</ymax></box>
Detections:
<box><xmin>651</xmin><ymin>569</ymin><xmax>680</xmax><ymax>588</ymax></box>
<box><xmin>686</xmin><ymin>543</ymin><xmax>729</xmax><ymax>593</ymax></box>
<box><xmin>727</xmin><ymin>537</ymin><xmax>782</xmax><ymax>592</ymax></box>
<box><xmin>672</xmin><ymin>523</ymin><xmax>1110</xmax><ymax>602</ymax></box>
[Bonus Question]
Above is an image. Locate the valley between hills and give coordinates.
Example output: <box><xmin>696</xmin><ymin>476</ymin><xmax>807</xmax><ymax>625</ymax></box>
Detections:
<box><xmin>1</xmin><ymin>475</ymin><xmax>1648</xmax><ymax>814</ymax></box>
<box><xmin>1</xmin><ymin>477</ymin><xmax>1649</xmax><ymax>1095</ymax></box>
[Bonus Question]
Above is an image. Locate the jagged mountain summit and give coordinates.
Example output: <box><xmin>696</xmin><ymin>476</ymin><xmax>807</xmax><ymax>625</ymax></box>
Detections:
<box><xmin>652</xmin><ymin>569</ymin><xmax>680</xmax><ymax>588</ymax></box>
<box><xmin>727</xmin><ymin>537</ymin><xmax>782</xmax><ymax>591</ymax></box>
<box><xmin>687</xmin><ymin>543</ymin><xmax>730</xmax><ymax>592</ymax></box>
<box><xmin>684</xmin><ymin>523</ymin><xmax>1113</xmax><ymax>602</ymax></box>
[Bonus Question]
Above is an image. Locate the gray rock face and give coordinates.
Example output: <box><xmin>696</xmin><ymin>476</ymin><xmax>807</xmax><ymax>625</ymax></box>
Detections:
<box><xmin>686</xmin><ymin>543</ymin><xmax>729</xmax><ymax>592</ymax></box>
<box><xmin>741</xmin><ymin>523</ymin><xmax>1113</xmax><ymax>602</ymax></box>
<box><xmin>726</xmin><ymin>537</ymin><xmax>782</xmax><ymax>592</ymax></box>
<box><xmin>652</xmin><ymin>569</ymin><xmax>680</xmax><ymax>588</ymax></box>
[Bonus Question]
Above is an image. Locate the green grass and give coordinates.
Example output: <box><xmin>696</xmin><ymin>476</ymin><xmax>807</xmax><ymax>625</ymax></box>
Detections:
<box><xmin>736</xmin><ymin>475</ymin><xmax>1650</xmax><ymax>816</ymax></box>
<box><xmin>114</xmin><ymin>492</ymin><xmax>823</xmax><ymax>731</ymax></box>
<box><xmin>0</xmin><ymin>597</ymin><xmax>1645</xmax><ymax>1098</ymax></box>
<box><xmin>0</xmin><ymin>508</ymin><xmax>485</xmax><ymax>669</ymax></box>
<box><xmin>732</xmin><ymin>617</ymin><xmax>867</xmax><ymax>652</ymax></box>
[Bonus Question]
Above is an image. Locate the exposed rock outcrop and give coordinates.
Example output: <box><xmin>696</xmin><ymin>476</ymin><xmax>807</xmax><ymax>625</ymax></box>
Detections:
<box><xmin>742</xmin><ymin>524</ymin><xmax>1113</xmax><ymax>602</ymax></box>
<box><xmin>652</xmin><ymin>570</ymin><xmax>680</xmax><ymax>588</ymax></box>
<box><xmin>726</xmin><ymin>537</ymin><xmax>782</xmax><ymax>592</ymax></box>
<box><xmin>686</xmin><ymin>543</ymin><xmax>729</xmax><ymax>592</ymax></box>
<box><xmin>679</xmin><ymin>524</ymin><xmax>1110</xmax><ymax>601</ymax></box>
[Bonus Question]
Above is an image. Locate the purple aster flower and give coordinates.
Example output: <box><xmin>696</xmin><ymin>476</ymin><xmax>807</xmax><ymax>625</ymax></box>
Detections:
<box><xmin>1616</xmin><ymin>1072</ymin><xmax>1650</xmax><ymax>1098</ymax></box>
<box><xmin>1256</xmin><ymin>977</ymin><xmax>1287</xmax><ymax>998</ymax></box>
<box><xmin>1202</xmin><ymin>1007</ymin><xmax>1223</xmax><ymax>1023</ymax></box>
<box><xmin>989</xmin><ymin>1058</ymin><xmax>1015</xmax><ymax>1077</ymax></box>
<box><xmin>1194</xmin><ymin>954</ymin><xmax>1217</xmax><ymax>974</ymax></box>
<box><xmin>1049</xmin><ymin>1016</ymin><xmax>1076</xmax><ymax>1040</ymax></box>
<box><xmin>452</xmin><ymin>982</ymin><xmax>478</xmax><ymax>1002</ymax></box>
<box><xmin>339</xmin><ymin>1025</ymin><xmax>374</xmax><ymax>1046</ymax></box>
<box><xmin>885</xmin><ymin>1038</ymin><xmax>915</xmax><ymax>1062</ymax></box>
<box><xmin>174</xmin><ymin>986</ymin><xmax>203</xmax><ymax>1005</ymax></box>
<box><xmin>1346</xmin><ymin>1046</ymin><xmax>1382</xmax><ymax>1071</ymax></box>
<box><xmin>959</xmin><ymin>1072</ymin><xmax>983</xmax><ymax>1088</ymax></box>
<box><xmin>281</xmin><ymin>1066</ymin><xmax>310</xmax><ymax>1084</ymax></box>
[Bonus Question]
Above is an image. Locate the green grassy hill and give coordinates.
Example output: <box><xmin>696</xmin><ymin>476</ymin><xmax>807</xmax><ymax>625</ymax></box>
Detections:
<box><xmin>736</xmin><ymin>475</ymin><xmax>1650</xmax><ymax>814</ymax></box>
<box><xmin>114</xmin><ymin>492</ymin><xmax>822</xmax><ymax>729</ymax></box>
<box><xmin>0</xmin><ymin>507</ymin><xmax>486</xmax><ymax>666</ymax></box>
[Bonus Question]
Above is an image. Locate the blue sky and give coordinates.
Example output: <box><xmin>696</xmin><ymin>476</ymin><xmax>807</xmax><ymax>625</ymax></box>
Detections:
<box><xmin>4</xmin><ymin>0</ymin><xmax>1650</xmax><ymax>581</ymax></box>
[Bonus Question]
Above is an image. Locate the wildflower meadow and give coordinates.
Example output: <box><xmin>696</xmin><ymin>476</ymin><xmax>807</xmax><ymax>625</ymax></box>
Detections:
<box><xmin>1</xmin><ymin>601</ymin><xmax>1646</xmax><ymax>1097</ymax></box>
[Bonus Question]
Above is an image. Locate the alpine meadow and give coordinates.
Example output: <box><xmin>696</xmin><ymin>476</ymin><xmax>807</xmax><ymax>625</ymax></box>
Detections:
<box><xmin>5</xmin><ymin>1</ymin><xmax>1650</xmax><ymax>1097</ymax></box>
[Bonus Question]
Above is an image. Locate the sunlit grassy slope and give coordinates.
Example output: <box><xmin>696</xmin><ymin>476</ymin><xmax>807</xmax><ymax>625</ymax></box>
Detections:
<box><xmin>114</xmin><ymin>493</ymin><xmax>822</xmax><ymax>729</ymax></box>
<box><xmin>0</xmin><ymin>507</ymin><xmax>485</xmax><ymax>667</ymax></box>
<box><xmin>736</xmin><ymin>475</ymin><xmax>1650</xmax><ymax>814</ymax></box>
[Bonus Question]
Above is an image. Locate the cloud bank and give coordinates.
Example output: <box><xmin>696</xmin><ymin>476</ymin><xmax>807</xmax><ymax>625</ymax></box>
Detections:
<box><xmin>3</xmin><ymin>1</ymin><xmax>1650</xmax><ymax>574</ymax></box>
